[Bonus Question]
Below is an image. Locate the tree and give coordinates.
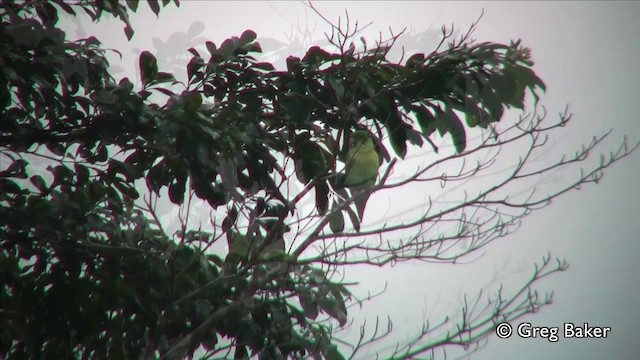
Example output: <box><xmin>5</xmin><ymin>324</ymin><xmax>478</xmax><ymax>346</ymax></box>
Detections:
<box><xmin>1</xmin><ymin>1</ymin><xmax>637</xmax><ymax>359</ymax></box>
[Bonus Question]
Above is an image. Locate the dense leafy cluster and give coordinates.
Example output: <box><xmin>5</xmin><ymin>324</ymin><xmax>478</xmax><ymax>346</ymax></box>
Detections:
<box><xmin>1</xmin><ymin>1</ymin><xmax>547</xmax><ymax>359</ymax></box>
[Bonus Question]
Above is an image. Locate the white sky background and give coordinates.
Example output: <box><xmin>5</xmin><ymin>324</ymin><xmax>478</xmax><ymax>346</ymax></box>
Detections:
<box><xmin>60</xmin><ymin>1</ymin><xmax>639</xmax><ymax>359</ymax></box>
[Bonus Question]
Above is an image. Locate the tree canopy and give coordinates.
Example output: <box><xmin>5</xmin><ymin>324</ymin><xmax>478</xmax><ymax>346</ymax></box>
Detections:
<box><xmin>1</xmin><ymin>1</ymin><xmax>637</xmax><ymax>359</ymax></box>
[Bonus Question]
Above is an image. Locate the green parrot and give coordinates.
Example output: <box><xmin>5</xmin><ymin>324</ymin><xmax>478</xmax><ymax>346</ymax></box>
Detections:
<box><xmin>331</xmin><ymin>130</ymin><xmax>381</xmax><ymax>225</ymax></box>
<box><xmin>342</xmin><ymin>130</ymin><xmax>381</xmax><ymax>188</ymax></box>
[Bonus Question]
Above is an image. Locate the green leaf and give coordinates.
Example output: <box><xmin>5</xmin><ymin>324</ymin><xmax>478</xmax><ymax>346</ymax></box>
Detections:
<box><xmin>325</xmin><ymin>344</ymin><xmax>346</xmax><ymax>360</ymax></box>
<box><xmin>187</xmin><ymin>56</ymin><xmax>205</xmax><ymax>82</ymax></box>
<box><xmin>187</xmin><ymin>47</ymin><xmax>200</xmax><ymax>57</ymax></box>
<box><xmin>124</xmin><ymin>25</ymin><xmax>134</xmax><ymax>40</ymax></box>
<box><xmin>286</xmin><ymin>92</ymin><xmax>312</xmax><ymax>125</ymax></box>
<box><xmin>318</xmin><ymin>288</ymin><xmax>347</xmax><ymax>326</ymax></box>
<box><xmin>218</xmin><ymin>38</ymin><xmax>237</xmax><ymax>58</ymax></box>
<box><xmin>201</xmin><ymin>332</ymin><xmax>218</xmax><ymax>352</ymax></box>
<box><xmin>194</xmin><ymin>298</ymin><xmax>213</xmax><ymax>317</ymax></box>
<box><xmin>294</xmin><ymin>137</ymin><xmax>329</xmax><ymax>183</ymax></box>
<box><xmin>168</xmin><ymin>177</ymin><xmax>186</xmax><ymax>204</ymax></box>
<box><xmin>183</xmin><ymin>91</ymin><xmax>202</xmax><ymax>113</ymax></box>
<box><xmin>405</xmin><ymin>53</ymin><xmax>425</xmax><ymax>67</ymax></box>
<box><xmin>126</xmin><ymin>0</ymin><xmax>139</xmax><ymax>12</ymax></box>
<box><xmin>263</xmin><ymin>203</ymin><xmax>288</xmax><ymax>218</ymax></box>
<box><xmin>327</xmin><ymin>76</ymin><xmax>345</xmax><ymax>100</ymax></box>
<box><xmin>35</xmin><ymin>2</ymin><xmax>58</xmax><ymax>27</ymax></box>
<box><xmin>2</xmin><ymin>159</ymin><xmax>28</xmax><ymax>178</ymax></box>
<box><xmin>147</xmin><ymin>0</ymin><xmax>160</xmax><ymax>15</ymax></box>
<box><xmin>149</xmin><ymin>71</ymin><xmax>175</xmax><ymax>86</ymax></box>
<box><xmin>92</xmin><ymin>90</ymin><xmax>117</xmax><ymax>105</ymax></box>
<box><xmin>315</xmin><ymin>180</ymin><xmax>329</xmax><ymax>215</ymax></box>
<box><xmin>74</xmin><ymin>164</ymin><xmax>90</xmax><ymax>186</ymax></box>
<box><xmin>328</xmin><ymin>201</ymin><xmax>345</xmax><ymax>233</ymax></box>
<box><xmin>108</xmin><ymin>159</ymin><xmax>142</xmax><ymax>182</ymax></box>
<box><xmin>299</xmin><ymin>291</ymin><xmax>319</xmax><ymax>320</ymax></box>
<box><xmin>30</xmin><ymin>175</ymin><xmax>47</xmax><ymax>193</ymax></box>
<box><xmin>478</xmin><ymin>82</ymin><xmax>504</xmax><ymax>122</ymax></box>
<box><xmin>253</xmin><ymin>62</ymin><xmax>275</xmax><ymax>71</ymax></box>
<box><xmin>343</xmin><ymin>202</ymin><xmax>360</xmax><ymax>232</ymax></box>
<box><xmin>258</xmin><ymin>247</ymin><xmax>287</xmax><ymax>262</ymax></box>
<box><xmin>412</xmin><ymin>104</ymin><xmax>438</xmax><ymax>136</ymax></box>
<box><xmin>239</xmin><ymin>30</ymin><xmax>257</xmax><ymax>46</ymax></box>
<box><xmin>302</xmin><ymin>46</ymin><xmax>340</xmax><ymax>65</ymax></box>
<box><xmin>52</xmin><ymin>0</ymin><xmax>76</xmax><ymax>15</ymax></box>
<box><xmin>511</xmin><ymin>64</ymin><xmax>546</xmax><ymax>91</ymax></box>
<box><xmin>443</xmin><ymin>106</ymin><xmax>467</xmax><ymax>153</ymax></box>
<box><xmin>139</xmin><ymin>51</ymin><xmax>158</xmax><ymax>87</ymax></box>
<box><xmin>227</xmin><ymin>232</ymin><xmax>250</xmax><ymax>259</ymax></box>
<box><xmin>463</xmin><ymin>99</ymin><xmax>493</xmax><ymax>128</ymax></box>
<box><xmin>51</xmin><ymin>165</ymin><xmax>73</xmax><ymax>184</ymax></box>
<box><xmin>383</xmin><ymin>102</ymin><xmax>408</xmax><ymax>158</ymax></box>
<box><xmin>405</xmin><ymin>127</ymin><xmax>423</xmax><ymax>146</ymax></box>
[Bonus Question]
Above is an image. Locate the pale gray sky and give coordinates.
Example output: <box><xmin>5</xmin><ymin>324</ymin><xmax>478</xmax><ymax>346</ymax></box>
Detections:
<box><xmin>61</xmin><ymin>2</ymin><xmax>640</xmax><ymax>359</ymax></box>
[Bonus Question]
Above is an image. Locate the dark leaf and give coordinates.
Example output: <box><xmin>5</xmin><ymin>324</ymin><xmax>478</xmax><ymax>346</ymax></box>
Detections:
<box><xmin>315</xmin><ymin>181</ymin><xmax>329</xmax><ymax>215</ymax></box>
<box><xmin>318</xmin><ymin>290</ymin><xmax>347</xmax><ymax>326</ymax></box>
<box><xmin>205</xmin><ymin>41</ymin><xmax>217</xmax><ymax>55</ymax></box>
<box><xmin>372</xmin><ymin>92</ymin><xmax>407</xmax><ymax>158</ymax></box>
<box><xmin>2</xmin><ymin>159</ymin><xmax>28</xmax><ymax>179</ymax></box>
<box><xmin>344</xmin><ymin>203</ymin><xmax>360</xmax><ymax>232</ymax></box>
<box><xmin>299</xmin><ymin>291</ymin><xmax>319</xmax><ymax>320</ymax></box>
<box><xmin>218</xmin><ymin>38</ymin><xmax>237</xmax><ymax>58</ymax></box>
<box><xmin>139</xmin><ymin>51</ymin><xmax>158</xmax><ymax>87</ymax></box>
<box><xmin>36</xmin><ymin>2</ymin><xmax>59</xmax><ymax>26</ymax></box>
<box><xmin>405</xmin><ymin>127</ymin><xmax>423</xmax><ymax>147</ymax></box>
<box><xmin>30</xmin><ymin>175</ymin><xmax>47</xmax><ymax>193</ymax></box>
<box><xmin>96</xmin><ymin>143</ymin><xmax>108</xmax><ymax>162</ymax></box>
<box><xmin>183</xmin><ymin>91</ymin><xmax>202</xmax><ymax>113</ymax></box>
<box><xmin>443</xmin><ymin>106</ymin><xmax>467</xmax><ymax>153</ymax></box>
<box><xmin>302</xmin><ymin>46</ymin><xmax>340</xmax><ymax>65</ymax></box>
<box><xmin>187</xmin><ymin>47</ymin><xmax>199</xmax><ymax>57</ymax></box>
<box><xmin>325</xmin><ymin>344</ymin><xmax>346</xmax><ymax>360</ymax></box>
<box><xmin>147</xmin><ymin>0</ymin><xmax>160</xmax><ymax>15</ymax></box>
<box><xmin>253</xmin><ymin>62</ymin><xmax>275</xmax><ymax>71</ymax></box>
<box><xmin>412</xmin><ymin>105</ymin><xmax>437</xmax><ymax>137</ymax></box>
<box><xmin>153</xmin><ymin>88</ymin><xmax>174</xmax><ymax>97</ymax></box>
<box><xmin>168</xmin><ymin>177</ymin><xmax>186</xmax><ymax>204</ymax></box>
<box><xmin>328</xmin><ymin>201</ymin><xmax>344</xmax><ymax>233</ymax></box>
<box><xmin>47</xmin><ymin>142</ymin><xmax>67</xmax><ymax>157</ymax></box>
<box><xmin>385</xmin><ymin>111</ymin><xmax>408</xmax><ymax>158</ymax></box>
<box><xmin>405</xmin><ymin>53</ymin><xmax>425</xmax><ymax>67</ymax></box>
<box><xmin>51</xmin><ymin>165</ymin><xmax>73</xmax><ymax>184</ymax></box>
<box><xmin>239</xmin><ymin>30</ymin><xmax>257</xmax><ymax>46</ymax></box>
<box><xmin>187</xmin><ymin>56</ymin><xmax>205</xmax><ymax>82</ymax></box>
<box><xmin>512</xmin><ymin>64</ymin><xmax>546</xmax><ymax>92</ymax></box>
<box><xmin>245</xmin><ymin>42</ymin><xmax>262</xmax><ymax>53</ymax></box>
<box><xmin>124</xmin><ymin>25</ymin><xmax>134</xmax><ymax>41</ymax></box>
<box><xmin>126</xmin><ymin>0</ymin><xmax>139</xmax><ymax>12</ymax></box>
<box><xmin>294</xmin><ymin>137</ymin><xmax>329</xmax><ymax>183</ymax></box>
<box><xmin>81</xmin><ymin>6</ymin><xmax>97</xmax><ymax>21</ymax></box>
<box><xmin>74</xmin><ymin>164</ymin><xmax>90</xmax><ymax>186</ymax></box>
<box><xmin>286</xmin><ymin>56</ymin><xmax>301</xmax><ymax>72</ymax></box>
<box><xmin>227</xmin><ymin>232</ymin><xmax>250</xmax><ymax>259</ymax></box>
<box><xmin>52</xmin><ymin>0</ymin><xmax>76</xmax><ymax>15</ymax></box>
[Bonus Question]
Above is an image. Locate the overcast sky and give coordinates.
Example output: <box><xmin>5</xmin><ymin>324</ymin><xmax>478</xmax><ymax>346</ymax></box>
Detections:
<box><xmin>62</xmin><ymin>2</ymin><xmax>640</xmax><ymax>359</ymax></box>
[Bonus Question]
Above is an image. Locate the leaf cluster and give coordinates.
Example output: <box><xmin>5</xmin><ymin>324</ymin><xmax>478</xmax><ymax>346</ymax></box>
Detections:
<box><xmin>0</xmin><ymin>2</ymin><xmax>561</xmax><ymax>359</ymax></box>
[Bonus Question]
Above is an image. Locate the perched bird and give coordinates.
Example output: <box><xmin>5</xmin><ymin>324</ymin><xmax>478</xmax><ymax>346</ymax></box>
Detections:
<box><xmin>342</xmin><ymin>130</ymin><xmax>381</xmax><ymax>188</ymax></box>
<box><xmin>332</xmin><ymin>130</ymin><xmax>381</xmax><ymax>224</ymax></box>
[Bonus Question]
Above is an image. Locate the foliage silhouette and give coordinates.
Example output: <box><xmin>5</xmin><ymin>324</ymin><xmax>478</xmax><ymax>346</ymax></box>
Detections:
<box><xmin>1</xmin><ymin>1</ymin><xmax>637</xmax><ymax>359</ymax></box>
